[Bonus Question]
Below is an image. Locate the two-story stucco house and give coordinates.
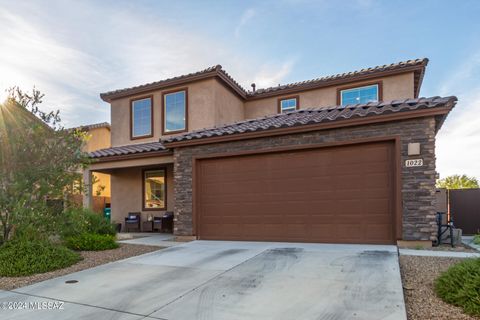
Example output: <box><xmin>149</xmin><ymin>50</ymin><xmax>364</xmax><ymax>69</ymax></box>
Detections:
<box><xmin>84</xmin><ymin>58</ymin><xmax>456</xmax><ymax>246</ymax></box>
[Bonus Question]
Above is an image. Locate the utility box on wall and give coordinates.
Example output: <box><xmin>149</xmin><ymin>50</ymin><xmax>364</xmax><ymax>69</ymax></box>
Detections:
<box><xmin>435</xmin><ymin>189</ymin><xmax>448</xmax><ymax>213</ymax></box>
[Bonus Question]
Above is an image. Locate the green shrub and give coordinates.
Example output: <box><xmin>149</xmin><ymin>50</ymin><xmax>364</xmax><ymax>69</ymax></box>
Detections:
<box><xmin>65</xmin><ymin>233</ymin><xmax>119</xmax><ymax>251</ymax></box>
<box><xmin>60</xmin><ymin>208</ymin><xmax>116</xmax><ymax>239</ymax></box>
<box><xmin>473</xmin><ymin>235</ymin><xmax>480</xmax><ymax>245</ymax></box>
<box><xmin>0</xmin><ymin>239</ymin><xmax>82</xmax><ymax>277</ymax></box>
<box><xmin>434</xmin><ymin>258</ymin><xmax>480</xmax><ymax>316</ymax></box>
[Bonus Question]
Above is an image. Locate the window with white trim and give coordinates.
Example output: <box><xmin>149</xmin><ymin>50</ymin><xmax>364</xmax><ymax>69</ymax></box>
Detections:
<box><xmin>340</xmin><ymin>84</ymin><xmax>379</xmax><ymax>105</ymax></box>
<box><xmin>279</xmin><ymin>97</ymin><xmax>298</xmax><ymax>113</ymax></box>
<box><xmin>164</xmin><ymin>90</ymin><xmax>186</xmax><ymax>133</ymax></box>
<box><xmin>131</xmin><ymin>97</ymin><xmax>152</xmax><ymax>138</ymax></box>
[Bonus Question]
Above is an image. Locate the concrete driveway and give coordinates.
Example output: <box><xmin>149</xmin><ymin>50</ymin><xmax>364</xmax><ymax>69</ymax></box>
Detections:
<box><xmin>1</xmin><ymin>241</ymin><xmax>406</xmax><ymax>320</ymax></box>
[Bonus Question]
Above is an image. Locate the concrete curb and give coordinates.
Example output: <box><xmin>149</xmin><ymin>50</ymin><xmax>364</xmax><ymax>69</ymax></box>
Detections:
<box><xmin>399</xmin><ymin>248</ymin><xmax>480</xmax><ymax>258</ymax></box>
<box><xmin>461</xmin><ymin>236</ymin><xmax>480</xmax><ymax>252</ymax></box>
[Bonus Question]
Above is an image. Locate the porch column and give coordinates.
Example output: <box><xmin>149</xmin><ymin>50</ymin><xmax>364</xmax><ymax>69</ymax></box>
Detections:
<box><xmin>82</xmin><ymin>169</ymin><xmax>93</xmax><ymax>209</ymax></box>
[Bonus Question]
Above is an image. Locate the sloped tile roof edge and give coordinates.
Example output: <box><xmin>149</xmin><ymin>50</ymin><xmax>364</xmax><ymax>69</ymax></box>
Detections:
<box><xmin>99</xmin><ymin>58</ymin><xmax>427</xmax><ymax>102</ymax></box>
<box><xmin>161</xmin><ymin>96</ymin><xmax>457</xmax><ymax>145</ymax></box>
<box><xmin>247</xmin><ymin>58</ymin><xmax>428</xmax><ymax>98</ymax></box>
<box><xmin>100</xmin><ymin>65</ymin><xmax>248</xmax><ymax>102</ymax></box>
<box><xmin>89</xmin><ymin>142</ymin><xmax>169</xmax><ymax>159</ymax></box>
<box><xmin>72</xmin><ymin>122</ymin><xmax>110</xmax><ymax>131</ymax></box>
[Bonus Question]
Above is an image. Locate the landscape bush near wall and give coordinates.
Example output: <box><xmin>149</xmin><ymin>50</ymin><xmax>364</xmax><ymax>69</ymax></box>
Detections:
<box><xmin>0</xmin><ymin>88</ymin><xmax>117</xmax><ymax>277</ymax></box>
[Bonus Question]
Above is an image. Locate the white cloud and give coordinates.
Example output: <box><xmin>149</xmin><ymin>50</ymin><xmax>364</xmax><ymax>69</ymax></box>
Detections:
<box><xmin>235</xmin><ymin>8</ymin><xmax>257</xmax><ymax>38</ymax></box>
<box><xmin>250</xmin><ymin>59</ymin><xmax>297</xmax><ymax>89</ymax></box>
<box><xmin>435</xmin><ymin>52</ymin><xmax>480</xmax><ymax>180</ymax></box>
<box><xmin>0</xmin><ymin>2</ymin><xmax>295</xmax><ymax>127</ymax></box>
<box><xmin>0</xmin><ymin>8</ymin><xmax>106</xmax><ymax>120</ymax></box>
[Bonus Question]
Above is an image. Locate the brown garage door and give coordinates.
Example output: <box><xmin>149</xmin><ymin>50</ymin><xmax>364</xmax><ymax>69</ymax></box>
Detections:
<box><xmin>196</xmin><ymin>141</ymin><xmax>395</xmax><ymax>244</ymax></box>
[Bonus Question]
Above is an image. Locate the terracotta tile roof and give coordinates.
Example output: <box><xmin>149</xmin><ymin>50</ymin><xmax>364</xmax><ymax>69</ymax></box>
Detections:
<box><xmin>247</xmin><ymin>58</ymin><xmax>428</xmax><ymax>98</ymax></box>
<box><xmin>89</xmin><ymin>142</ymin><xmax>167</xmax><ymax>159</ymax></box>
<box><xmin>73</xmin><ymin>122</ymin><xmax>110</xmax><ymax>131</ymax></box>
<box><xmin>100</xmin><ymin>58</ymin><xmax>428</xmax><ymax>102</ymax></box>
<box><xmin>100</xmin><ymin>65</ymin><xmax>247</xmax><ymax>102</ymax></box>
<box><xmin>162</xmin><ymin>96</ymin><xmax>456</xmax><ymax>144</ymax></box>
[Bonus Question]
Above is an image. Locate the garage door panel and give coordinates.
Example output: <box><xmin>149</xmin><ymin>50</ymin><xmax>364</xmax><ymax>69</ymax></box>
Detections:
<box><xmin>286</xmin><ymin>224</ymin><xmax>309</xmax><ymax>238</ymax></box>
<box><xmin>309</xmin><ymin>224</ymin><xmax>339</xmax><ymax>240</ymax></box>
<box><xmin>197</xmin><ymin>141</ymin><xmax>395</xmax><ymax>244</ymax></box>
<box><xmin>365</xmin><ymin>224</ymin><xmax>393</xmax><ymax>240</ymax></box>
<box><xmin>336</xmin><ymin>224</ymin><xmax>366</xmax><ymax>240</ymax></box>
<box><xmin>364</xmin><ymin>199</ymin><xmax>390</xmax><ymax>213</ymax></box>
<box><xmin>335</xmin><ymin>200</ymin><xmax>363</xmax><ymax>214</ymax></box>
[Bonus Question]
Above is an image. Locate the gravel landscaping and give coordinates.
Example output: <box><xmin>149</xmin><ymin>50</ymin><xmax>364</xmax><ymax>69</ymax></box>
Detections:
<box><xmin>0</xmin><ymin>243</ymin><xmax>162</xmax><ymax>291</ymax></box>
<box><xmin>400</xmin><ymin>255</ymin><xmax>478</xmax><ymax>320</ymax></box>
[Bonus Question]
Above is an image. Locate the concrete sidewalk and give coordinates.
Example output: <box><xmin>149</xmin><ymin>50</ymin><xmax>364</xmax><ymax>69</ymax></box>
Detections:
<box><xmin>462</xmin><ymin>236</ymin><xmax>480</xmax><ymax>252</ymax></box>
<box><xmin>117</xmin><ymin>233</ymin><xmax>178</xmax><ymax>247</ymax></box>
<box><xmin>1</xmin><ymin>241</ymin><xmax>407</xmax><ymax>320</ymax></box>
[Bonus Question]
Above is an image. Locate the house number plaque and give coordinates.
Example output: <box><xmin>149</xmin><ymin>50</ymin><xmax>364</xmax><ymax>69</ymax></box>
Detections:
<box><xmin>405</xmin><ymin>159</ymin><xmax>423</xmax><ymax>167</ymax></box>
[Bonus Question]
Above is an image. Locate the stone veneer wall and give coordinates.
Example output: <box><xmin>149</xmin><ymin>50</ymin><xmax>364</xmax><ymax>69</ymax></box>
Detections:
<box><xmin>173</xmin><ymin>116</ymin><xmax>437</xmax><ymax>241</ymax></box>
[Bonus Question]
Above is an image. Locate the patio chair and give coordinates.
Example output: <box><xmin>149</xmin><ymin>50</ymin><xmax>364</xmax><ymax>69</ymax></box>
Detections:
<box><xmin>153</xmin><ymin>216</ymin><xmax>163</xmax><ymax>232</ymax></box>
<box><xmin>124</xmin><ymin>212</ymin><xmax>141</xmax><ymax>232</ymax></box>
<box><xmin>161</xmin><ymin>212</ymin><xmax>174</xmax><ymax>233</ymax></box>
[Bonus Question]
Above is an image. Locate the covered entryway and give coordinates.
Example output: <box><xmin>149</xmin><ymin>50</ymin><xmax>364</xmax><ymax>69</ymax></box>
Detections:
<box><xmin>196</xmin><ymin>141</ymin><xmax>396</xmax><ymax>244</ymax></box>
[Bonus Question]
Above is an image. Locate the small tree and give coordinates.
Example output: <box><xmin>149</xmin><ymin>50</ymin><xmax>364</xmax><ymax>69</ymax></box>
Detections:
<box><xmin>0</xmin><ymin>87</ymin><xmax>90</xmax><ymax>244</ymax></box>
<box><xmin>436</xmin><ymin>174</ymin><xmax>479</xmax><ymax>189</ymax></box>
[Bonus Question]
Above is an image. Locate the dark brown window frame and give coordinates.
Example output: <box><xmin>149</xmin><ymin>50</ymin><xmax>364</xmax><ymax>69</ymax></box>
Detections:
<box><xmin>130</xmin><ymin>95</ymin><xmax>154</xmax><ymax>140</ymax></box>
<box><xmin>142</xmin><ymin>167</ymin><xmax>167</xmax><ymax>211</ymax></box>
<box><xmin>162</xmin><ymin>87</ymin><xmax>189</xmax><ymax>135</ymax></box>
<box><xmin>336</xmin><ymin>81</ymin><xmax>383</xmax><ymax>106</ymax></box>
<box><xmin>277</xmin><ymin>95</ymin><xmax>300</xmax><ymax>114</ymax></box>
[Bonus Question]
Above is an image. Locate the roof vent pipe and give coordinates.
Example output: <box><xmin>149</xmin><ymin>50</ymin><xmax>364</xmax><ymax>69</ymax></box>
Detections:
<box><xmin>251</xmin><ymin>83</ymin><xmax>256</xmax><ymax>92</ymax></box>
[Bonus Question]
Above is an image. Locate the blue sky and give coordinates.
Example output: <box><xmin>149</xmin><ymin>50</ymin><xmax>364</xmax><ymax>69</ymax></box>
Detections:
<box><xmin>1</xmin><ymin>0</ymin><xmax>479</xmax><ymax>178</ymax></box>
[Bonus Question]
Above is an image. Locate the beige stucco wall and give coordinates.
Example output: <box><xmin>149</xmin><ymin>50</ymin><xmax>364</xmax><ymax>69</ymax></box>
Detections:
<box><xmin>213</xmin><ymin>79</ymin><xmax>245</xmax><ymax>126</ymax></box>
<box><xmin>110</xmin><ymin>163</ymin><xmax>174</xmax><ymax>226</ymax></box>
<box><xmin>92</xmin><ymin>172</ymin><xmax>111</xmax><ymax>198</ymax></box>
<box><xmin>110</xmin><ymin>78</ymin><xmax>246</xmax><ymax>147</ymax></box>
<box><xmin>85</xmin><ymin>127</ymin><xmax>111</xmax><ymax>152</ymax></box>
<box><xmin>110</xmin><ymin>79</ymin><xmax>220</xmax><ymax>147</ymax></box>
<box><xmin>244</xmin><ymin>72</ymin><xmax>415</xmax><ymax>119</ymax></box>
<box><xmin>84</xmin><ymin>127</ymin><xmax>112</xmax><ymax>197</ymax></box>
<box><xmin>109</xmin><ymin>72</ymin><xmax>414</xmax><ymax>145</ymax></box>
<box><xmin>382</xmin><ymin>72</ymin><xmax>414</xmax><ymax>101</ymax></box>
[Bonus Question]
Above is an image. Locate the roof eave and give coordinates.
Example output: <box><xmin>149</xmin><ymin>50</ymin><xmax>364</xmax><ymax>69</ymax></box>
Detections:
<box><xmin>414</xmin><ymin>62</ymin><xmax>428</xmax><ymax>98</ymax></box>
<box><xmin>99</xmin><ymin>59</ymin><xmax>428</xmax><ymax>103</ymax></box>
<box><xmin>162</xmin><ymin>106</ymin><xmax>454</xmax><ymax>148</ymax></box>
<box><xmin>89</xmin><ymin>149</ymin><xmax>173</xmax><ymax>162</ymax></box>
<box><xmin>246</xmin><ymin>64</ymin><xmax>428</xmax><ymax>100</ymax></box>
<box><xmin>100</xmin><ymin>70</ymin><xmax>219</xmax><ymax>102</ymax></box>
<box><xmin>100</xmin><ymin>68</ymin><xmax>248</xmax><ymax>102</ymax></box>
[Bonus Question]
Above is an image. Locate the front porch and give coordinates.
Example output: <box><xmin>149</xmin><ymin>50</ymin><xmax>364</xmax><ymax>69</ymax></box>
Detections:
<box><xmin>84</xmin><ymin>147</ymin><xmax>175</xmax><ymax>233</ymax></box>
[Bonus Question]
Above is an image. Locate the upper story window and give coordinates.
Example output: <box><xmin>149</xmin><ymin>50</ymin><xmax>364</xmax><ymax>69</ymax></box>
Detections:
<box><xmin>163</xmin><ymin>89</ymin><xmax>187</xmax><ymax>134</ymax></box>
<box><xmin>278</xmin><ymin>96</ymin><xmax>299</xmax><ymax>114</ymax></box>
<box><xmin>131</xmin><ymin>97</ymin><xmax>153</xmax><ymax>139</ymax></box>
<box><xmin>340</xmin><ymin>84</ymin><xmax>380</xmax><ymax>106</ymax></box>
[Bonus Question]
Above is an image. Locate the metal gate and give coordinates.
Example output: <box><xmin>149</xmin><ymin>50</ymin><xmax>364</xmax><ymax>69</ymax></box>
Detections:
<box><xmin>449</xmin><ymin>189</ymin><xmax>480</xmax><ymax>235</ymax></box>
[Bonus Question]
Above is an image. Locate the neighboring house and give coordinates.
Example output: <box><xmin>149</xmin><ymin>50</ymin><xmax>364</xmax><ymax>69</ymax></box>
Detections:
<box><xmin>85</xmin><ymin>58</ymin><xmax>456</xmax><ymax>246</ymax></box>
<box><xmin>75</xmin><ymin>122</ymin><xmax>111</xmax><ymax>198</ymax></box>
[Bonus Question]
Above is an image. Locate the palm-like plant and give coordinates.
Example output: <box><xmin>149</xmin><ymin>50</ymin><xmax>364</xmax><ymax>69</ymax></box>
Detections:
<box><xmin>436</xmin><ymin>174</ymin><xmax>479</xmax><ymax>189</ymax></box>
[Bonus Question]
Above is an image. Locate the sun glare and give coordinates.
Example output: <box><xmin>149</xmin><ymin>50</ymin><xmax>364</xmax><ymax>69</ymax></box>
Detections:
<box><xmin>0</xmin><ymin>90</ymin><xmax>6</xmax><ymax>104</ymax></box>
